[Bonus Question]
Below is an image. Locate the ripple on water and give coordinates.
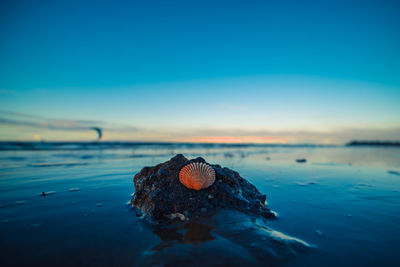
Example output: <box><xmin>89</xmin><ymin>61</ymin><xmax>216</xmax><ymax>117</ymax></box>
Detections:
<box><xmin>388</xmin><ymin>170</ymin><xmax>400</xmax><ymax>176</ymax></box>
<box><xmin>68</xmin><ymin>188</ymin><xmax>80</xmax><ymax>192</ymax></box>
<box><xmin>296</xmin><ymin>181</ymin><xmax>318</xmax><ymax>186</ymax></box>
<box><xmin>28</xmin><ymin>162</ymin><xmax>88</xmax><ymax>168</ymax></box>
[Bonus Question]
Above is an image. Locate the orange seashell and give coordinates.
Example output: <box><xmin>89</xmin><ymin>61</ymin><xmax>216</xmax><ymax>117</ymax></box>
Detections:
<box><xmin>179</xmin><ymin>162</ymin><xmax>216</xmax><ymax>190</ymax></box>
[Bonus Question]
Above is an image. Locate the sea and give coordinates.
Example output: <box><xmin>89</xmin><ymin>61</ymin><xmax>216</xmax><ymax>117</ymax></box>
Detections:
<box><xmin>0</xmin><ymin>142</ymin><xmax>399</xmax><ymax>266</ymax></box>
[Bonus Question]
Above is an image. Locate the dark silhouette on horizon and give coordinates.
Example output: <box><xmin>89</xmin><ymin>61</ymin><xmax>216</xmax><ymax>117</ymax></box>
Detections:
<box><xmin>347</xmin><ymin>140</ymin><xmax>400</xmax><ymax>147</ymax></box>
<box><xmin>91</xmin><ymin>127</ymin><xmax>102</xmax><ymax>141</ymax></box>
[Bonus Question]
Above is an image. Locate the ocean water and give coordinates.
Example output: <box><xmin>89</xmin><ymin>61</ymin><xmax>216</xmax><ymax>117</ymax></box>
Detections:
<box><xmin>1</xmin><ymin>143</ymin><xmax>400</xmax><ymax>266</ymax></box>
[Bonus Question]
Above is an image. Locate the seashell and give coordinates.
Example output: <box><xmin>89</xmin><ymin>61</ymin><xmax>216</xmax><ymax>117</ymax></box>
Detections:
<box><xmin>179</xmin><ymin>162</ymin><xmax>216</xmax><ymax>190</ymax></box>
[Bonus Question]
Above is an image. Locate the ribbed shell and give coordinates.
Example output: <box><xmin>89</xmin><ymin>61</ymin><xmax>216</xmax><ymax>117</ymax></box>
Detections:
<box><xmin>179</xmin><ymin>162</ymin><xmax>216</xmax><ymax>190</ymax></box>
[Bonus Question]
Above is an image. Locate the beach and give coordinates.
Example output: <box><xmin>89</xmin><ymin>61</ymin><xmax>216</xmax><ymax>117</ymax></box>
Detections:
<box><xmin>1</xmin><ymin>143</ymin><xmax>399</xmax><ymax>266</ymax></box>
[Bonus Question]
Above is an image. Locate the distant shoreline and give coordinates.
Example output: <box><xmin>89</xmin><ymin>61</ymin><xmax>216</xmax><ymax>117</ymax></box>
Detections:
<box><xmin>346</xmin><ymin>141</ymin><xmax>400</xmax><ymax>147</ymax></box>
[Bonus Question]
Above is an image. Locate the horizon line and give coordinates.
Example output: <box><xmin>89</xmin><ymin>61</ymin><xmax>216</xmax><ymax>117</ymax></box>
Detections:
<box><xmin>0</xmin><ymin>140</ymin><xmax>399</xmax><ymax>146</ymax></box>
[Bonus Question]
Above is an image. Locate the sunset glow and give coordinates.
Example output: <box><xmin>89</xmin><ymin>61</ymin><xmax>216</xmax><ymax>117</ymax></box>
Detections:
<box><xmin>178</xmin><ymin>136</ymin><xmax>288</xmax><ymax>144</ymax></box>
<box><xmin>1</xmin><ymin>1</ymin><xmax>400</xmax><ymax>266</ymax></box>
<box><xmin>0</xmin><ymin>1</ymin><xmax>399</xmax><ymax>144</ymax></box>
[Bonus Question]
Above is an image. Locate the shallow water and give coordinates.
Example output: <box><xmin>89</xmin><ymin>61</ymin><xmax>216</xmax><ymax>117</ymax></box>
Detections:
<box><xmin>1</xmin><ymin>143</ymin><xmax>400</xmax><ymax>266</ymax></box>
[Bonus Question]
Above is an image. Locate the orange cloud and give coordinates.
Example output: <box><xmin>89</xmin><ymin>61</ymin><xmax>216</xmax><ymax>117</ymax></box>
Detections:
<box><xmin>177</xmin><ymin>136</ymin><xmax>288</xmax><ymax>144</ymax></box>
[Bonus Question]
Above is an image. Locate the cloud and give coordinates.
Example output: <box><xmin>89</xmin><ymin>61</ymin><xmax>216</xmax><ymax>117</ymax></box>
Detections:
<box><xmin>178</xmin><ymin>136</ymin><xmax>288</xmax><ymax>144</ymax></box>
<box><xmin>0</xmin><ymin>118</ymin><xmax>41</xmax><ymax>128</ymax></box>
<box><xmin>0</xmin><ymin>110</ymin><xmax>46</xmax><ymax>119</ymax></box>
<box><xmin>0</xmin><ymin>110</ymin><xmax>139</xmax><ymax>135</ymax></box>
<box><xmin>166</xmin><ymin>126</ymin><xmax>400</xmax><ymax>144</ymax></box>
<box><xmin>0</xmin><ymin>117</ymin><xmax>103</xmax><ymax>131</ymax></box>
<box><xmin>0</xmin><ymin>110</ymin><xmax>399</xmax><ymax>144</ymax></box>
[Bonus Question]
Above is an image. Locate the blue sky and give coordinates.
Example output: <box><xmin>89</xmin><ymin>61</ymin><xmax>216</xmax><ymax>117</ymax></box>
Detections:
<box><xmin>0</xmin><ymin>0</ymin><xmax>399</xmax><ymax>143</ymax></box>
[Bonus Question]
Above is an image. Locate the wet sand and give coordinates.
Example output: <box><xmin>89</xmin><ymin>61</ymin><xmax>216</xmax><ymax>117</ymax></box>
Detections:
<box><xmin>0</xmin><ymin>143</ymin><xmax>399</xmax><ymax>266</ymax></box>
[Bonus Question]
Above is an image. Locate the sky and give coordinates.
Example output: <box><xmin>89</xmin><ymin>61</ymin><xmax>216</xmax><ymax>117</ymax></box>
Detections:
<box><xmin>0</xmin><ymin>0</ymin><xmax>399</xmax><ymax>144</ymax></box>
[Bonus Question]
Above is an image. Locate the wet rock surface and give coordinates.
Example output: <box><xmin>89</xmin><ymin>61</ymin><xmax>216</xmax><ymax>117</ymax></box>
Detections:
<box><xmin>131</xmin><ymin>154</ymin><xmax>276</xmax><ymax>223</ymax></box>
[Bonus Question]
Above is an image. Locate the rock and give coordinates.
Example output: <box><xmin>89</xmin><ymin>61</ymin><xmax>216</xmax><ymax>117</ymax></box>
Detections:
<box><xmin>40</xmin><ymin>191</ymin><xmax>56</xmax><ymax>197</ymax></box>
<box><xmin>131</xmin><ymin>154</ymin><xmax>276</xmax><ymax>223</ymax></box>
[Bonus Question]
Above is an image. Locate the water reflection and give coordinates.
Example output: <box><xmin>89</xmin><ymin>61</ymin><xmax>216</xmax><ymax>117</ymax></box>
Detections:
<box><xmin>1</xmin><ymin>144</ymin><xmax>400</xmax><ymax>266</ymax></box>
<box><xmin>139</xmin><ymin>210</ymin><xmax>312</xmax><ymax>266</ymax></box>
<box><xmin>152</xmin><ymin>221</ymin><xmax>215</xmax><ymax>251</ymax></box>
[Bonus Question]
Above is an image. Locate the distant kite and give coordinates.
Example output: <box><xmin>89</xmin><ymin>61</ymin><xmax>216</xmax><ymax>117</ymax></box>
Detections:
<box><xmin>91</xmin><ymin>127</ymin><xmax>103</xmax><ymax>141</ymax></box>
